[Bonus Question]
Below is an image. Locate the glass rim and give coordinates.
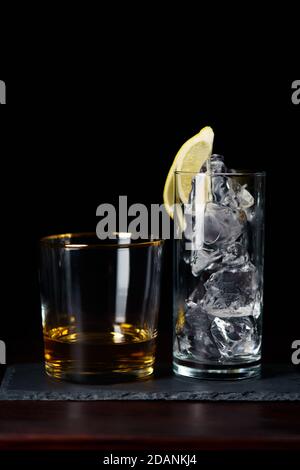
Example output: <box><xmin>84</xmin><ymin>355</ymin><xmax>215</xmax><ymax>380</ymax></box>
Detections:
<box><xmin>40</xmin><ymin>232</ymin><xmax>165</xmax><ymax>249</ymax></box>
<box><xmin>175</xmin><ymin>170</ymin><xmax>266</xmax><ymax>177</ymax></box>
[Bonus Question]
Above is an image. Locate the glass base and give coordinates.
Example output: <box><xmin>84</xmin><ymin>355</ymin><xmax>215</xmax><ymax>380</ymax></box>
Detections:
<box><xmin>45</xmin><ymin>362</ymin><xmax>154</xmax><ymax>384</ymax></box>
<box><xmin>173</xmin><ymin>359</ymin><xmax>261</xmax><ymax>380</ymax></box>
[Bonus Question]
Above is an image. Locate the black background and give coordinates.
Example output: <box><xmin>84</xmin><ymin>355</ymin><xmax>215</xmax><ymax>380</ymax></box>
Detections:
<box><xmin>0</xmin><ymin>69</ymin><xmax>299</xmax><ymax>367</ymax></box>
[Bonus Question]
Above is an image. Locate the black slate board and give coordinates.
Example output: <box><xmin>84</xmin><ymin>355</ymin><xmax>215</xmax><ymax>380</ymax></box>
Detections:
<box><xmin>0</xmin><ymin>363</ymin><xmax>299</xmax><ymax>401</ymax></box>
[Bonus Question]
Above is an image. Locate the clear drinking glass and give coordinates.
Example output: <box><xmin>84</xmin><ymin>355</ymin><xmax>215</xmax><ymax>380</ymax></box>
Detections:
<box><xmin>40</xmin><ymin>233</ymin><xmax>164</xmax><ymax>383</ymax></box>
<box><xmin>173</xmin><ymin>171</ymin><xmax>265</xmax><ymax>379</ymax></box>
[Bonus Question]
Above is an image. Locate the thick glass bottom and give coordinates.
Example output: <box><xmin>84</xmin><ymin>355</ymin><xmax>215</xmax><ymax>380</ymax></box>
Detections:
<box><xmin>173</xmin><ymin>358</ymin><xmax>261</xmax><ymax>380</ymax></box>
<box><xmin>45</xmin><ymin>362</ymin><xmax>154</xmax><ymax>384</ymax></box>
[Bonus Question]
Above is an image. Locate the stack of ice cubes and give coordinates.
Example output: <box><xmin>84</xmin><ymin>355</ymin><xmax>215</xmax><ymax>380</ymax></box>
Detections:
<box><xmin>176</xmin><ymin>155</ymin><xmax>261</xmax><ymax>362</ymax></box>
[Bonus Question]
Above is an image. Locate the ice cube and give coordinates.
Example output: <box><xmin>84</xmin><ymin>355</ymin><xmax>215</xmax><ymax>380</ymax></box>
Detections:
<box><xmin>188</xmin><ymin>283</ymin><xmax>206</xmax><ymax>304</ymax></box>
<box><xmin>210</xmin><ymin>315</ymin><xmax>261</xmax><ymax>359</ymax></box>
<box><xmin>212</xmin><ymin>176</ymin><xmax>230</xmax><ymax>204</ymax></box>
<box><xmin>210</xmin><ymin>154</ymin><xmax>227</xmax><ymax>174</ymax></box>
<box><xmin>190</xmin><ymin>248</ymin><xmax>222</xmax><ymax>276</ymax></box>
<box><xmin>175</xmin><ymin>301</ymin><xmax>220</xmax><ymax>360</ymax></box>
<box><xmin>175</xmin><ymin>333</ymin><xmax>192</xmax><ymax>356</ymax></box>
<box><xmin>185</xmin><ymin>304</ymin><xmax>220</xmax><ymax>360</ymax></box>
<box><xmin>184</xmin><ymin>203</ymin><xmax>247</xmax><ymax>275</ymax></box>
<box><xmin>237</xmin><ymin>184</ymin><xmax>254</xmax><ymax>209</ymax></box>
<box><xmin>221</xmin><ymin>240</ymin><xmax>249</xmax><ymax>266</ymax></box>
<box><xmin>204</xmin><ymin>202</ymin><xmax>246</xmax><ymax>248</ymax></box>
<box><xmin>211</xmin><ymin>172</ymin><xmax>254</xmax><ymax>214</ymax></box>
<box><xmin>209</xmin><ymin>155</ymin><xmax>230</xmax><ymax>204</ymax></box>
<box><xmin>201</xmin><ymin>262</ymin><xmax>258</xmax><ymax>317</ymax></box>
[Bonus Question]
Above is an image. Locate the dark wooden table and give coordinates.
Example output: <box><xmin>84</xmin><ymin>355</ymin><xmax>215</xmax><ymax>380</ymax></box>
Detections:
<box><xmin>1</xmin><ymin>351</ymin><xmax>300</xmax><ymax>464</ymax></box>
<box><xmin>0</xmin><ymin>401</ymin><xmax>299</xmax><ymax>452</ymax></box>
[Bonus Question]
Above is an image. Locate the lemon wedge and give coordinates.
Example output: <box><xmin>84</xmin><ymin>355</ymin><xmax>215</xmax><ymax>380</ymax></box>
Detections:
<box><xmin>163</xmin><ymin>126</ymin><xmax>214</xmax><ymax>218</ymax></box>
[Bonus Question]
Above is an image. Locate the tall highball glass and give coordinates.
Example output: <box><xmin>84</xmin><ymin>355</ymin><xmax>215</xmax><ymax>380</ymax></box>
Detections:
<box><xmin>173</xmin><ymin>171</ymin><xmax>265</xmax><ymax>379</ymax></box>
